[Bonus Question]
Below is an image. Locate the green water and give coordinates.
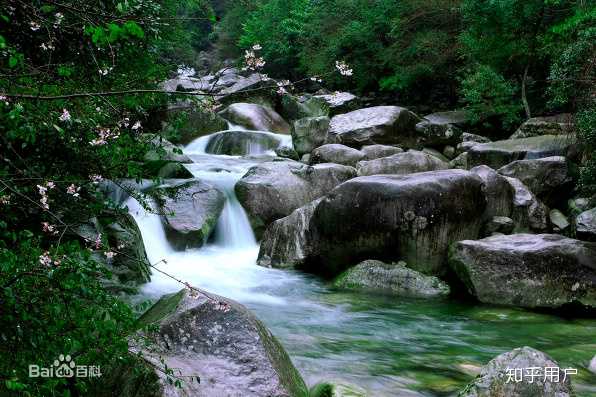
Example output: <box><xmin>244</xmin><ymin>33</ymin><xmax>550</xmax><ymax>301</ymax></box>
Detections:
<box><xmin>245</xmin><ymin>271</ymin><xmax>596</xmax><ymax>396</ymax></box>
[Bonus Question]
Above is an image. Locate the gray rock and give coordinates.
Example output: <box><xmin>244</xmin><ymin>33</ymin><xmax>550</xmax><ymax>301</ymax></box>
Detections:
<box><xmin>457</xmin><ymin>133</ymin><xmax>492</xmax><ymax>154</ymax></box>
<box><xmin>360</xmin><ymin>144</ymin><xmax>403</xmax><ymax>160</ymax></box>
<box><xmin>310</xmin><ymin>144</ymin><xmax>365</xmax><ymax>167</ymax></box>
<box><xmin>327</xmin><ymin>106</ymin><xmax>421</xmax><ymax>148</ymax></box>
<box><xmin>157</xmin><ymin>162</ymin><xmax>194</xmax><ymax>179</ymax></box>
<box><xmin>275</xmin><ymin>146</ymin><xmax>300</xmax><ymax>161</ymax></box>
<box><xmin>216</xmin><ymin>73</ymin><xmax>276</xmax><ymax>107</ymax></box>
<box><xmin>468</xmin><ymin>135</ymin><xmax>576</xmax><ymax>169</ymax></box>
<box><xmin>219</xmin><ymin>103</ymin><xmax>291</xmax><ymax>134</ymax></box>
<box><xmin>576</xmin><ymin>208</ymin><xmax>596</xmax><ymax>241</ymax></box>
<box><xmin>497</xmin><ymin>156</ymin><xmax>572</xmax><ymax>206</ymax></box>
<box><xmin>510</xmin><ymin>114</ymin><xmax>574</xmax><ymax>139</ymax></box>
<box><xmin>415</xmin><ymin>120</ymin><xmax>462</xmax><ymax>147</ymax></box>
<box><xmin>159</xmin><ymin>102</ymin><xmax>228</xmax><ymax>145</ymax></box>
<box><xmin>204</xmin><ymin>130</ymin><xmax>283</xmax><ymax>156</ymax></box>
<box><xmin>504</xmin><ymin>176</ymin><xmax>549</xmax><ymax>233</ymax></box>
<box><xmin>235</xmin><ymin>161</ymin><xmax>356</xmax><ymax>236</ymax></box>
<box><xmin>333</xmin><ymin>260</ymin><xmax>450</xmax><ymax>298</ymax></box>
<box><xmin>292</xmin><ymin>116</ymin><xmax>330</xmax><ymax>156</ymax></box>
<box><xmin>589</xmin><ymin>355</ymin><xmax>596</xmax><ymax>375</ymax></box>
<box><xmin>569</xmin><ymin>197</ymin><xmax>591</xmax><ymax>214</ymax></box>
<box><xmin>312</xmin><ymin>92</ymin><xmax>360</xmax><ymax>116</ymax></box>
<box><xmin>308</xmin><ymin>170</ymin><xmax>486</xmax><ymax>276</ymax></box>
<box><xmin>549</xmin><ymin>209</ymin><xmax>570</xmax><ymax>232</ymax></box>
<box><xmin>459</xmin><ymin>347</ymin><xmax>573</xmax><ymax>397</ymax></box>
<box><xmin>484</xmin><ymin>216</ymin><xmax>514</xmax><ymax>236</ymax></box>
<box><xmin>450</xmin><ymin>152</ymin><xmax>468</xmax><ymax>169</ymax></box>
<box><xmin>257</xmin><ymin>199</ymin><xmax>322</xmax><ymax>269</ymax></box>
<box><xmin>443</xmin><ymin>145</ymin><xmax>456</xmax><ymax>159</ymax></box>
<box><xmin>449</xmin><ymin>234</ymin><xmax>596</xmax><ymax>309</ymax></box>
<box><xmin>136</xmin><ymin>289</ymin><xmax>309</xmax><ymax>397</ymax></box>
<box><xmin>420</xmin><ymin>110</ymin><xmax>472</xmax><ymax>127</ymax></box>
<box><xmin>155</xmin><ymin>180</ymin><xmax>225</xmax><ymax>250</ymax></box>
<box><xmin>356</xmin><ymin>150</ymin><xmax>449</xmax><ymax>176</ymax></box>
<box><xmin>470</xmin><ymin>166</ymin><xmax>514</xmax><ymax>221</ymax></box>
<box><xmin>279</xmin><ymin>94</ymin><xmax>327</xmax><ymax>122</ymax></box>
<box><xmin>422</xmin><ymin>147</ymin><xmax>451</xmax><ymax>163</ymax></box>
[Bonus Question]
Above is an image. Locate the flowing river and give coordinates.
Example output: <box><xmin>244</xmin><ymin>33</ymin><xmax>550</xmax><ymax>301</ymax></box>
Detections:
<box><xmin>126</xmin><ymin>131</ymin><xmax>596</xmax><ymax>396</ymax></box>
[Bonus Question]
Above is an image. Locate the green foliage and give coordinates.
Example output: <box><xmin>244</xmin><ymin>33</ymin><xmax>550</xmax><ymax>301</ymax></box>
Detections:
<box><xmin>0</xmin><ymin>0</ymin><xmax>208</xmax><ymax>394</ymax></box>
<box><xmin>460</xmin><ymin>64</ymin><xmax>521</xmax><ymax>128</ymax></box>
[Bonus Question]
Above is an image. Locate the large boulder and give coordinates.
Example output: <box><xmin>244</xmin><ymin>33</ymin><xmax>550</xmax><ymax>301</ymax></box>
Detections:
<box><xmin>467</xmin><ymin>135</ymin><xmax>576</xmax><ymax>169</ymax></box>
<box><xmin>155</xmin><ymin>180</ymin><xmax>225</xmax><ymax>250</ymax></box>
<box><xmin>257</xmin><ymin>198</ymin><xmax>322</xmax><ymax>269</ymax></box>
<box><xmin>312</xmin><ymin>92</ymin><xmax>360</xmax><ymax>116</ymax></box>
<box><xmin>235</xmin><ymin>160</ymin><xmax>356</xmax><ymax>236</ymax></box>
<box><xmin>469</xmin><ymin>166</ymin><xmax>515</xmax><ymax>221</ymax></box>
<box><xmin>333</xmin><ymin>260</ymin><xmax>450</xmax><ymax>298</ymax></box>
<box><xmin>292</xmin><ymin>116</ymin><xmax>330</xmax><ymax>156</ymax></box>
<box><xmin>219</xmin><ymin>103</ymin><xmax>291</xmax><ymax>134</ymax></box>
<box><xmin>449</xmin><ymin>234</ymin><xmax>596</xmax><ymax>309</ymax></box>
<box><xmin>356</xmin><ymin>150</ymin><xmax>449</xmax><ymax>176</ymax></box>
<box><xmin>509</xmin><ymin>114</ymin><xmax>573</xmax><ymax>139</ymax></box>
<box><xmin>158</xmin><ymin>101</ymin><xmax>228</xmax><ymax>145</ymax></box>
<box><xmin>143</xmin><ymin>134</ymin><xmax>193</xmax><ymax>164</ymax></box>
<box><xmin>136</xmin><ymin>289</ymin><xmax>309</xmax><ymax>397</ymax></box>
<box><xmin>360</xmin><ymin>144</ymin><xmax>403</xmax><ymax>160</ymax></box>
<box><xmin>497</xmin><ymin>156</ymin><xmax>573</xmax><ymax>206</ymax></box>
<box><xmin>459</xmin><ymin>347</ymin><xmax>573</xmax><ymax>397</ymax></box>
<box><xmin>327</xmin><ymin>106</ymin><xmax>421</xmax><ymax>148</ymax></box>
<box><xmin>503</xmin><ymin>176</ymin><xmax>549</xmax><ymax>233</ymax></box>
<box><xmin>414</xmin><ymin>119</ymin><xmax>463</xmax><ymax>147</ymax></box>
<box><xmin>576</xmin><ymin>208</ymin><xmax>596</xmax><ymax>242</ymax></box>
<box><xmin>310</xmin><ymin>144</ymin><xmax>364</xmax><ymax>167</ymax></box>
<box><xmin>204</xmin><ymin>130</ymin><xmax>283</xmax><ymax>156</ymax></box>
<box><xmin>308</xmin><ymin>170</ymin><xmax>487</xmax><ymax>276</ymax></box>
<box><xmin>216</xmin><ymin>73</ymin><xmax>277</xmax><ymax>108</ymax></box>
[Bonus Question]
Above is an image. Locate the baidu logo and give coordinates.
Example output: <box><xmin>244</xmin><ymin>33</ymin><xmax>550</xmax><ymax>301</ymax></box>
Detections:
<box><xmin>29</xmin><ymin>354</ymin><xmax>101</xmax><ymax>378</ymax></box>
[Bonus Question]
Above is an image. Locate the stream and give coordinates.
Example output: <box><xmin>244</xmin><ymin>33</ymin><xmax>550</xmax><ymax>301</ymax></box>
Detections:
<box><xmin>126</xmin><ymin>131</ymin><xmax>596</xmax><ymax>396</ymax></box>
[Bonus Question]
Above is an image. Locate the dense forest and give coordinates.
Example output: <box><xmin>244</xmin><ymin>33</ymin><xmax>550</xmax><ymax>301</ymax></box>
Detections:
<box><xmin>1</xmin><ymin>0</ymin><xmax>595</xmax><ymax>396</ymax></box>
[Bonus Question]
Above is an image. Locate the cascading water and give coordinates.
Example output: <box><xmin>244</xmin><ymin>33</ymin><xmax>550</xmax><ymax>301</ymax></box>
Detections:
<box><xmin>127</xmin><ymin>130</ymin><xmax>596</xmax><ymax>396</ymax></box>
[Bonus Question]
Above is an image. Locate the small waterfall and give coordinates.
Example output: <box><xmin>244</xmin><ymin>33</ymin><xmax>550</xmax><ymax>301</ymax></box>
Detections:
<box><xmin>125</xmin><ymin>196</ymin><xmax>172</xmax><ymax>265</ymax></box>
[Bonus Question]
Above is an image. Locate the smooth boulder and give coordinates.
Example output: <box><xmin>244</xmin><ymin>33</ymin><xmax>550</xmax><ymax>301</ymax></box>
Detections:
<box><xmin>497</xmin><ymin>156</ymin><xmax>572</xmax><ymax>206</ymax></box>
<box><xmin>235</xmin><ymin>160</ymin><xmax>356</xmax><ymax>236</ymax></box>
<box><xmin>204</xmin><ymin>130</ymin><xmax>283</xmax><ymax>156</ymax></box>
<box><xmin>333</xmin><ymin>260</ymin><xmax>450</xmax><ymax>298</ymax></box>
<box><xmin>136</xmin><ymin>289</ymin><xmax>309</xmax><ymax>397</ymax></box>
<box><xmin>219</xmin><ymin>103</ymin><xmax>291</xmax><ymax>134</ymax></box>
<box><xmin>327</xmin><ymin>106</ymin><xmax>421</xmax><ymax>148</ymax></box>
<box><xmin>576</xmin><ymin>208</ymin><xmax>596</xmax><ymax>241</ymax></box>
<box><xmin>156</xmin><ymin>180</ymin><xmax>225</xmax><ymax>250</ymax></box>
<box><xmin>356</xmin><ymin>150</ymin><xmax>449</xmax><ymax>176</ymax></box>
<box><xmin>504</xmin><ymin>176</ymin><xmax>549</xmax><ymax>233</ymax></box>
<box><xmin>308</xmin><ymin>170</ymin><xmax>486</xmax><ymax>276</ymax></box>
<box><xmin>360</xmin><ymin>144</ymin><xmax>403</xmax><ymax>160</ymax></box>
<box><xmin>313</xmin><ymin>92</ymin><xmax>360</xmax><ymax>116</ymax></box>
<box><xmin>310</xmin><ymin>144</ymin><xmax>364</xmax><ymax>167</ymax></box>
<box><xmin>449</xmin><ymin>234</ymin><xmax>596</xmax><ymax>309</ymax></box>
<box><xmin>257</xmin><ymin>199</ymin><xmax>322</xmax><ymax>269</ymax></box>
<box><xmin>292</xmin><ymin>116</ymin><xmax>330</xmax><ymax>156</ymax></box>
<box><xmin>467</xmin><ymin>135</ymin><xmax>575</xmax><ymax>169</ymax></box>
<box><xmin>459</xmin><ymin>347</ymin><xmax>573</xmax><ymax>397</ymax></box>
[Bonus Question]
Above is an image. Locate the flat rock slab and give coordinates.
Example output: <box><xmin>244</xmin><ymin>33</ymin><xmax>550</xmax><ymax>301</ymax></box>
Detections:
<box><xmin>449</xmin><ymin>234</ymin><xmax>596</xmax><ymax>309</ymax></box>
<box><xmin>356</xmin><ymin>150</ymin><xmax>449</xmax><ymax>176</ymax></box>
<box><xmin>468</xmin><ymin>135</ymin><xmax>575</xmax><ymax>169</ymax></box>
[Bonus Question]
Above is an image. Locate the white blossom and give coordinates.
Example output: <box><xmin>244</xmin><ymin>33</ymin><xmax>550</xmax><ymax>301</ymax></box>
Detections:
<box><xmin>66</xmin><ymin>184</ymin><xmax>80</xmax><ymax>198</ymax></box>
<box><xmin>30</xmin><ymin>21</ymin><xmax>41</xmax><ymax>31</ymax></box>
<box><xmin>335</xmin><ymin>60</ymin><xmax>353</xmax><ymax>76</ymax></box>
<box><xmin>59</xmin><ymin>109</ymin><xmax>71</xmax><ymax>122</ymax></box>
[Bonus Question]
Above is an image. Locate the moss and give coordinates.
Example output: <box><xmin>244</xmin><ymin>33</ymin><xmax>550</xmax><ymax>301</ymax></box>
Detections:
<box><xmin>136</xmin><ymin>289</ymin><xmax>186</xmax><ymax>328</ymax></box>
<box><xmin>309</xmin><ymin>382</ymin><xmax>334</xmax><ymax>397</ymax></box>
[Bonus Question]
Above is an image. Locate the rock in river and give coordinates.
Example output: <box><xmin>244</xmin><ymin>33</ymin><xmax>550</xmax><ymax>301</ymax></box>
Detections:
<box><xmin>576</xmin><ymin>208</ymin><xmax>596</xmax><ymax>242</ymax></box>
<box><xmin>333</xmin><ymin>259</ymin><xmax>450</xmax><ymax>298</ymax></box>
<box><xmin>292</xmin><ymin>116</ymin><xmax>330</xmax><ymax>156</ymax></box>
<box><xmin>459</xmin><ymin>346</ymin><xmax>573</xmax><ymax>397</ymax></box>
<box><xmin>308</xmin><ymin>170</ymin><xmax>486</xmax><ymax>276</ymax></box>
<box><xmin>219</xmin><ymin>102</ymin><xmax>291</xmax><ymax>134</ymax></box>
<box><xmin>134</xmin><ymin>289</ymin><xmax>309</xmax><ymax>397</ymax></box>
<box><xmin>327</xmin><ymin>106</ymin><xmax>420</xmax><ymax>148</ymax></box>
<box><xmin>236</xmin><ymin>160</ymin><xmax>356</xmax><ymax>237</ymax></box>
<box><xmin>204</xmin><ymin>130</ymin><xmax>284</xmax><ymax>156</ymax></box>
<box><xmin>155</xmin><ymin>180</ymin><xmax>225</xmax><ymax>250</ymax></box>
<box><xmin>310</xmin><ymin>144</ymin><xmax>364</xmax><ymax>167</ymax></box>
<box><xmin>449</xmin><ymin>233</ymin><xmax>596</xmax><ymax>309</ymax></box>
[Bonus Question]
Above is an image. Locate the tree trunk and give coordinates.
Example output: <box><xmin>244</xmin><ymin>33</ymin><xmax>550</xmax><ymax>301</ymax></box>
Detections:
<box><xmin>521</xmin><ymin>64</ymin><xmax>531</xmax><ymax>119</ymax></box>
